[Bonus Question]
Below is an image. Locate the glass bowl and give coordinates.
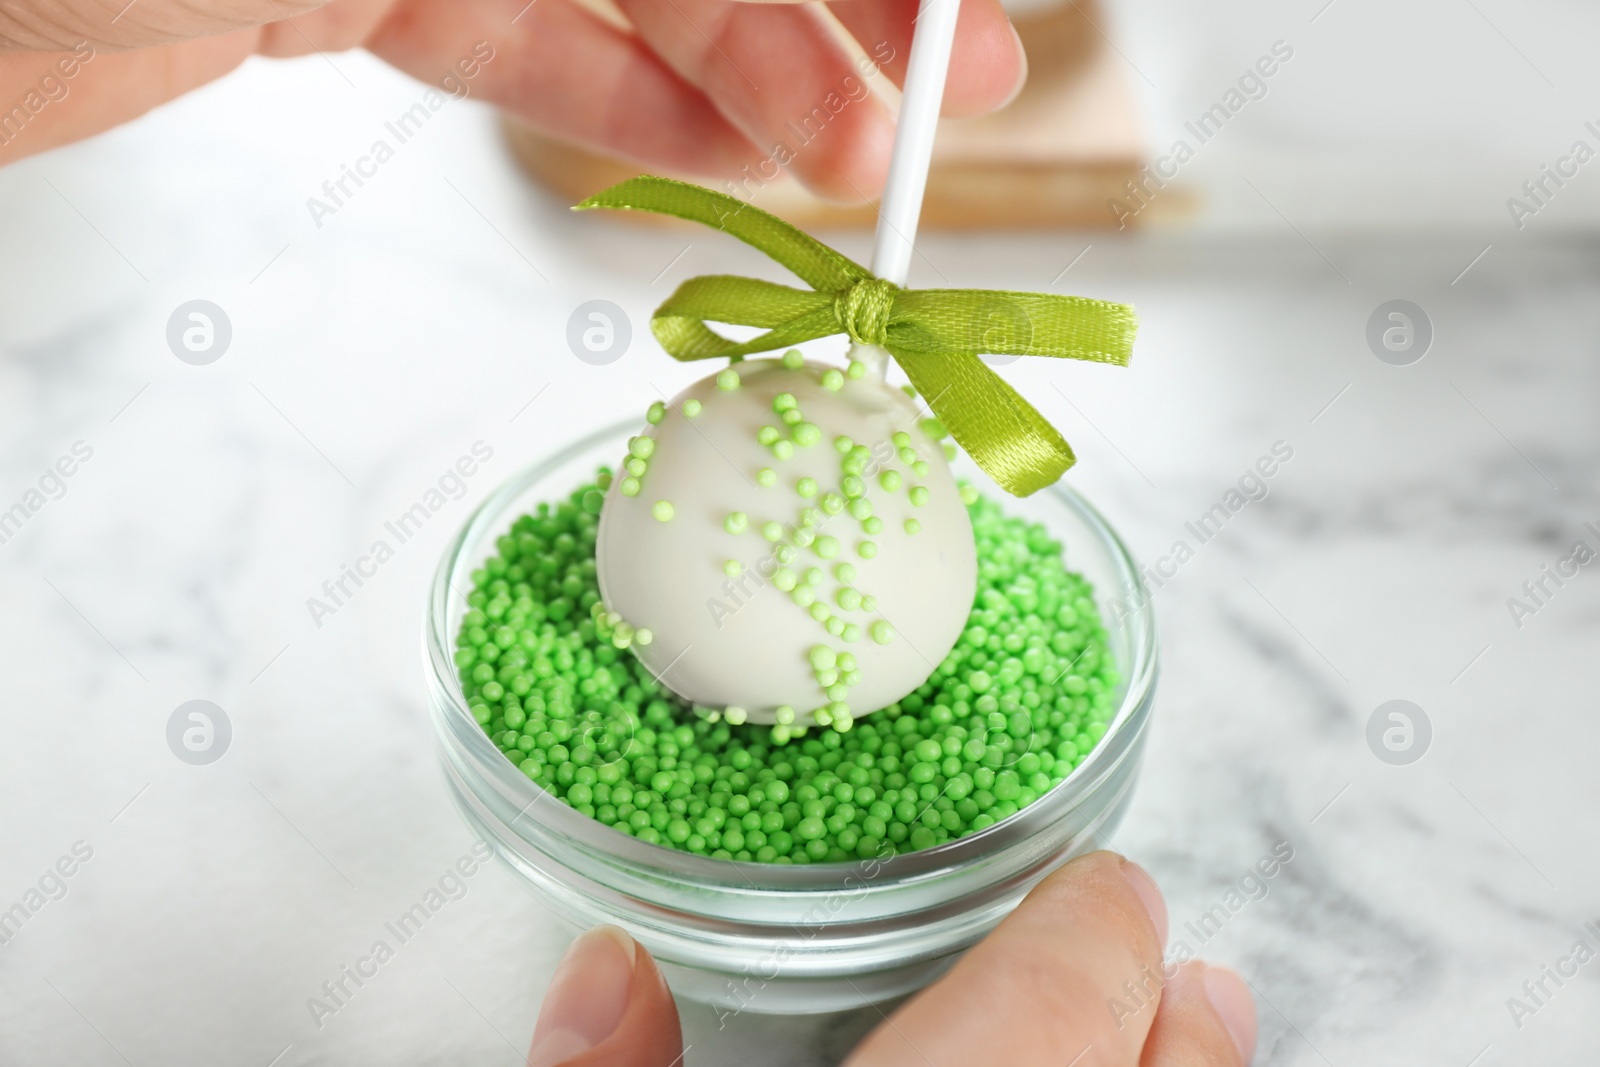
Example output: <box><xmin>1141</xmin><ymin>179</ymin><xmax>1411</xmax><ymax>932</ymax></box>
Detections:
<box><xmin>423</xmin><ymin>419</ymin><xmax>1158</xmax><ymax>1014</ymax></box>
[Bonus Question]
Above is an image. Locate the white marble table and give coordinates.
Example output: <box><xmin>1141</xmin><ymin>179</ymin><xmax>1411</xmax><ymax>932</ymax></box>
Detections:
<box><xmin>1</xmin><ymin>52</ymin><xmax>1596</xmax><ymax>1067</ymax></box>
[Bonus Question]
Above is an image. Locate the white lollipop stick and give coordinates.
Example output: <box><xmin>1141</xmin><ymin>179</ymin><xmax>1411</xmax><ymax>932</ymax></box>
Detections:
<box><xmin>850</xmin><ymin>0</ymin><xmax>962</xmax><ymax>382</ymax></box>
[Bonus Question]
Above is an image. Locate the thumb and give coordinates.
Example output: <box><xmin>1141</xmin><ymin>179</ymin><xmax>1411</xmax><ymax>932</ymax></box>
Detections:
<box><xmin>527</xmin><ymin>926</ymin><xmax>684</xmax><ymax>1067</ymax></box>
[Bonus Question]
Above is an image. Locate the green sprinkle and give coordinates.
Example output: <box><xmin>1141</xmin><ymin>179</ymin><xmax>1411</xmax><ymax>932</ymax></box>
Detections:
<box><xmin>909</xmin><ymin>486</ymin><xmax>930</xmax><ymax>507</ymax></box>
<box><xmin>846</xmin><ymin>360</ymin><xmax>867</xmax><ymax>379</ymax></box>
<box><xmin>724</xmin><ymin>560</ymin><xmax>742</xmax><ymax>577</ymax></box>
<box><xmin>870</xmin><ymin>621</ymin><xmax>894</xmax><ymax>645</ymax></box>
<box><xmin>800</xmin><ymin>508</ymin><xmax>822</xmax><ymax>528</ymax></box>
<box><xmin>775</xmin><ymin>544</ymin><xmax>798</xmax><ymax>564</ymax></box>
<box><xmin>625</xmin><ymin>457</ymin><xmax>647</xmax><ymax>477</ymax></box>
<box><xmin>904</xmin><ymin>518</ymin><xmax>922</xmax><ymax>535</ymax></box>
<box><xmin>458</xmin><ymin>466</ymin><xmax>1121</xmax><ymax>863</ymax></box>
<box><xmin>794</xmin><ymin>423</ymin><xmax>822</xmax><ymax>447</ymax></box>
<box><xmin>804</xmin><ymin>567</ymin><xmax>824</xmax><ymax>586</ymax></box>
<box><xmin>822</xmin><ymin>369</ymin><xmax>844</xmax><ymax>391</ymax></box>
<box><xmin>771</xmin><ymin>440</ymin><xmax>795</xmax><ymax>460</ymax></box>
<box><xmin>774</xmin><ymin>392</ymin><xmax>798</xmax><ymax>413</ymax></box>
<box><xmin>842</xmin><ymin>475</ymin><xmax>866</xmax><ymax>499</ymax></box>
<box><xmin>892</xmin><ymin>431</ymin><xmax>911</xmax><ymax>448</ymax></box>
<box><xmin>848</xmin><ymin>499</ymin><xmax>873</xmax><ymax>521</ymax></box>
<box><xmin>837</xmin><ymin>588</ymin><xmax>862</xmax><ymax>611</ymax></box>
<box><xmin>792</xmin><ymin>528</ymin><xmax>816</xmax><ymax>548</ymax></box>
<box><xmin>821</xmin><ymin>493</ymin><xmax>845</xmax><ymax>515</ymax></box>
<box><xmin>774</xmin><ymin>704</ymin><xmax>797</xmax><ymax>725</ymax></box>
<box><xmin>761</xmin><ymin>521</ymin><xmax>784</xmax><ymax>541</ymax></box>
<box><xmin>652</xmin><ymin>501</ymin><xmax>674</xmax><ymax>522</ymax></box>
<box><xmin>773</xmin><ymin>568</ymin><xmax>798</xmax><ymax>591</ymax></box>
<box><xmin>809</xmin><ymin>646</ymin><xmax>836</xmax><ymax>671</ymax></box>
<box><xmin>796</xmin><ymin>477</ymin><xmax>818</xmax><ymax>498</ymax></box>
<box><xmin>619</xmin><ymin>477</ymin><xmax>641</xmax><ymax>497</ymax></box>
<box><xmin>879</xmin><ymin>470</ymin><xmax>902</xmax><ymax>492</ymax></box>
<box><xmin>858</xmin><ymin>541</ymin><xmax>878</xmax><ymax>559</ymax></box>
<box><xmin>809</xmin><ymin>601</ymin><xmax>831</xmax><ymax>622</ymax></box>
<box><xmin>782</xmin><ymin>349</ymin><xmax>805</xmax><ymax>369</ymax></box>
<box><xmin>646</xmin><ymin>402</ymin><xmax>666</xmax><ymax>425</ymax></box>
<box><xmin>835</xmin><ymin>562</ymin><xmax>857</xmax><ymax>583</ymax></box>
<box><xmin>862</xmin><ymin>517</ymin><xmax>883</xmax><ymax>535</ymax></box>
<box><xmin>944</xmin><ymin>443</ymin><xmax>957</xmax><ymax>461</ymax></box>
<box><xmin>724</xmin><ymin>511</ymin><xmax>748</xmax><ymax>534</ymax></box>
<box><xmin>920</xmin><ymin>417</ymin><xmax>946</xmax><ymax>440</ymax></box>
<box><xmin>781</xmin><ymin>408</ymin><xmax>804</xmax><ymax>427</ymax></box>
<box><xmin>913</xmin><ymin>460</ymin><xmax>931</xmax><ymax>478</ymax></box>
<box><xmin>757</xmin><ymin>468</ymin><xmax>778</xmax><ymax>487</ymax></box>
<box><xmin>834</xmin><ymin>435</ymin><xmax>854</xmax><ymax>454</ymax></box>
<box><xmin>717</xmin><ymin>368</ymin><xmax>741</xmax><ymax>390</ymax></box>
<box><xmin>815</xmin><ymin>536</ymin><xmax>840</xmax><ymax>559</ymax></box>
<box><xmin>758</xmin><ymin>426</ymin><xmax>781</xmax><ymax>446</ymax></box>
<box><xmin>683</xmin><ymin>399</ymin><xmax>702</xmax><ymax>418</ymax></box>
<box><xmin>899</xmin><ymin>447</ymin><xmax>918</xmax><ymax>465</ymax></box>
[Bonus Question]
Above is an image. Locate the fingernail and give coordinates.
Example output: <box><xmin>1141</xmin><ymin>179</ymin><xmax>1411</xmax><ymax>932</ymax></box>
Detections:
<box><xmin>1203</xmin><ymin>966</ymin><xmax>1258</xmax><ymax>1064</ymax></box>
<box><xmin>528</xmin><ymin>926</ymin><xmax>638</xmax><ymax>1067</ymax></box>
<box><xmin>1117</xmin><ymin>857</ymin><xmax>1168</xmax><ymax>946</ymax></box>
<box><xmin>998</xmin><ymin>23</ymin><xmax>1029</xmax><ymax>110</ymax></box>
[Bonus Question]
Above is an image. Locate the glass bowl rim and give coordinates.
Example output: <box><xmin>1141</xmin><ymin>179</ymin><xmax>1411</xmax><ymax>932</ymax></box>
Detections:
<box><xmin>424</xmin><ymin>418</ymin><xmax>1158</xmax><ymax>892</ymax></box>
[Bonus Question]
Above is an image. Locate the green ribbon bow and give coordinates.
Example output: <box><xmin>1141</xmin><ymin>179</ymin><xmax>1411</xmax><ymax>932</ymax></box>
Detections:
<box><xmin>576</xmin><ymin>176</ymin><xmax>1136</xmax><ymax>497</ymax></box>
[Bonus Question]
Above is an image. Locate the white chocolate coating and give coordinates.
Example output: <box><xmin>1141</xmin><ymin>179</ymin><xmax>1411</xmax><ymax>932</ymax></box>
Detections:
<box><xmin>596</xmin><ymin>359</ymin><xmax>977</xmax><ymax>725</ymax></box>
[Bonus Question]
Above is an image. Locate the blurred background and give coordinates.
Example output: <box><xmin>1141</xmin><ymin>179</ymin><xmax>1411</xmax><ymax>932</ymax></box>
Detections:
<box><xmin>2</xmin><ymin>0</ymin><xmax>1597</xmax><ymax>1064</ymax></box>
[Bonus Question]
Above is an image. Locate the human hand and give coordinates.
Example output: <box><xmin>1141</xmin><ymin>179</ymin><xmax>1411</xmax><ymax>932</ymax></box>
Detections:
<box><xmin>0</xmin><ymin>0</ymin><xmax>1025</xmax><ymax>196</ymax></box>
<box><xmin>524</xmin><ymin>850</ymin><xmax>1258</xmax><ymax>1067</ymax></box>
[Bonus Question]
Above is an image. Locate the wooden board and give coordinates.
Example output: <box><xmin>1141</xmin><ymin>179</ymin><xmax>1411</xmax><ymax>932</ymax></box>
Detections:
<box><xmin>502</xmin><ymin>0</ymin><xmax>1189</xmax><ymax>230</ymax></box>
